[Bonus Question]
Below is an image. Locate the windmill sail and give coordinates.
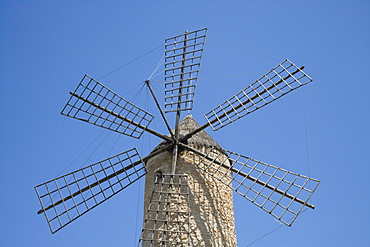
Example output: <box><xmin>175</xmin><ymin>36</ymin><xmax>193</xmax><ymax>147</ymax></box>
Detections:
<box><xmin>204</xmin><ymin>59</ymin><xmax>313</xmax><ymax>131</ymax></box>
<box><xmin>139</xmin><ymin>173</ymin><xmax>191</xmax><ymax>246</ymax></box>
<box><xmin>35</xmin><ymin>148</ymin><xmax>145</xmax><ymax>233</ymax></box>
<box><xmin>188</xmin><ymin>146</ymin><xmax>320</xmax><ymax>226</ymax></box>
<box><xmin>61</xmin><ymin>75</ymin><xmax>155</xmax><ymax>139</ymax></box>
<box><xmin>164</xmin><ymin>28</ymin><xmax>207</xmax><ymax>113</ymax></box>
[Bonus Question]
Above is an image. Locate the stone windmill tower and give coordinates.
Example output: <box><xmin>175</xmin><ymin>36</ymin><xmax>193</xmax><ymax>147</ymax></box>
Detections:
<box><xmin>34</xmin><ymin>28</ymin><xmax>320</xmax><ymax>246</ymax></box>
<box><xmin>140</xmin><ymin>115</ymin><xmax>236</xmax><ymax>246</ymax></box>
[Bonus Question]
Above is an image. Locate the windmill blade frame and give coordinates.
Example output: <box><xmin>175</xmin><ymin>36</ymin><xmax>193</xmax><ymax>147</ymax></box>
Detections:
<box><xmin>164</xmin><ymin>28</ymin><xmax>207</xmax><ymax>113</ymax></box>
<box><xmin>179</xmin><ymin>143</ymin><xmax>320</xmax><ymax>226</ymax></box>
<box><xmin>35</xmin><ymin>148</ymin><xmax>145</xmax><ymax>233</ymax></box>
<box><xmin>139</xmin><ymin>173</ymin><xmax>191</xmax><ymax>246</ymax></box>
<box><xmin>204</xmin><ymin>59</ymin><xmax>313</xmax><ymax>131</ymax></box>
<box><xmin>61</xmin><ymin>74</ymin><xmax>171</xmax><ymax>141</ymax></box>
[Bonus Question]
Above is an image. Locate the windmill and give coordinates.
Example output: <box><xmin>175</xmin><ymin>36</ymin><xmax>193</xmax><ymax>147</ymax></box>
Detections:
<box><xmin>35</xmin><ymin>28</ymin><xmax>320</xmax><ymax>246</ymax></box>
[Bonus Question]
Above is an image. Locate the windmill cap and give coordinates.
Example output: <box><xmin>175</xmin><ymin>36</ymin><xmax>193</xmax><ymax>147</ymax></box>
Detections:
<box><xmin>178</xmin><ymin>115</ymin><xmax>222</xmax><ymax>149</ymax></box>
<box><xmin>151</xmin><ymin>115</ymin><xmax>222</xmax><ymax>153</ymax></box>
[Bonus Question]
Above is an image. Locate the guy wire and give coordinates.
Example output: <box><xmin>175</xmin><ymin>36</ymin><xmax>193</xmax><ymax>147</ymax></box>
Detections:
<box><xmin>98</xmin><ymin>43</ymin><xmax>163</xmax><ymax>80</ymax></box>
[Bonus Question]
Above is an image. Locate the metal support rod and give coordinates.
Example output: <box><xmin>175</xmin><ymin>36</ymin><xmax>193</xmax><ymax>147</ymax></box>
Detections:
<box><xmin>170</xmin><ymin>145</ymin><xmax>179</xmax><ymax>175</ymax></box>
<box><xmin>178</xmin><ymin>142</ymin><xmax>315</xmax><ymax>210</ymax></box>
<box><xmin>37</xmin><ymin>142</ymin><xmax>175</xmax><ymax>215</ymax></box>
<box><xmin>69</xmin><ymin>92</ymin><xmax>173</xmax><ymax>142</ymax></box>
<box><xmin>170</xmin><ymin>30</ymin><xmax>188</xmax><ymax>175</ymax></box>
<box><xmin>180</xmin><ymin>66</ymin><xmax>305</xmax><ymax>142</ymax></box>
<box><xmin>145</xmin><ymin>80</ymin><xmax>175</xmax><ymax>140</ymax></box>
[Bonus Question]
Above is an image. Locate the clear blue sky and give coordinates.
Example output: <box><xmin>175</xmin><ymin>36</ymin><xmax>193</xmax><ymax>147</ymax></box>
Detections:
<box><xmin>1</xmin><ymin>1</ymin><xmax>369</xmax><ymax>246</ymax></box>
